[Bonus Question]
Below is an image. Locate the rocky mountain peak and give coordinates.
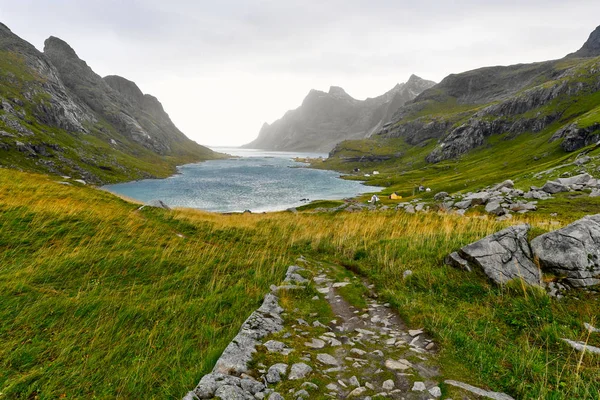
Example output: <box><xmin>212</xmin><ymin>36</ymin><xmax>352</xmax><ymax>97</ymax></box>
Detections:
<box><xmin>568</xmin><ymin>25</ymin><xmax>600</xmax><ymax>58</ymax></box>
<box><xmin>328</xmin><ymin>86</ymin><xmax>354</xmax><ymax>100</ymax></box>
<box><xmin>0</xmin><ymin>22</ymin><xmax>12</xmax><ymax>35</ymax></box>
<box><xmin>104</xmin><ymin>75</ymin><xmax>145</xmax><ymax>104</ymax></box>
<box><xmin>43</xmin><ymin>36</ymin><xmax>79</xmax><ymax>60</ymax></box>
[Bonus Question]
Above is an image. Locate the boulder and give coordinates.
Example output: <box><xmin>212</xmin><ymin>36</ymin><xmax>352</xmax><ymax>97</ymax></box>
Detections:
<box><xmin>492</xmin><ymin>179</ymin><xmax>514</xmax><ymax>191</ymax></box>
<box><xmin>531</xmin><ymin>215</ymin><xmax>600</xmax><ymax>287</ymax></box>
<box><xmin>541</xmin><ymin>181</ymin><xmax>569</xmax><ymax>194</ymax></box>
<box><xmin>457</xmin><ymin>225</ymin><xmax>541</xmax><ymax>286</ymax></box>
<box><xmin>463</xmin><ymin>192</ymin><xmax>491</xmax><ymax>206</ymax></box>
<box><xmin>556</xmin><ymin>173</ymin><xmax>592</xmax><ymax>187</ymax></box>
<box><xmin>485</xmin><ymin>201</ymin><xmax>505</xmax><ymax>216</ymax></box>
<box><xmin>434</xmin><ymin>191</ymin><xmax>449</xmax><ymax>201</ymax></box>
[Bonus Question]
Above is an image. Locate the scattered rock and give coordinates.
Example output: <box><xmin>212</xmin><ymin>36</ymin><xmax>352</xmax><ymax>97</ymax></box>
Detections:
<box><xmin>288</xmin><ymin>363</ymin><xmax>312</xmax><ymax>380</ymax></box>
<box><xmin>412</xmin><ymin>381</ymin><xmax>426</xmax><ymax>392</ymax></box>
<box><xmin>382</xmin><ymin>379</ymin><xmax>395</xmax><ymax>391</ymax></box>
<box><xmin>384</xmin><ymin>359</ymin><xmax>412</xmax><ymax>371</ymax></box>
<box><xmin>316</xmin><ymin>353</ymin><xmax>339</xmax><ymax>366</ymax></box>
<box><xmin>304</xmin><ymin>338</ymin><xmax>326</xmax><ymax>349</ymax></box>
<box><xmin>429</xmin><ymin>386</ymin><xmax>442</xmax><ymax>397</ymax></box>
<box><xmin>347</xmin><ymin>387</ymin><xmax>368</xmax><ymax>397</ymax></box>
<box><xmin>266</xmin><ymin>363</ymin><xmax>288</xmax><ymax>384</ymax></box>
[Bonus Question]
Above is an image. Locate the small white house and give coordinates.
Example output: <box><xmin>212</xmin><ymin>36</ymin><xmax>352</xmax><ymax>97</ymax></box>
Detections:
<box><xmin>373</xmin><ymin>171</ymin><xmax>380</xmax><ymax>175</ymax></box>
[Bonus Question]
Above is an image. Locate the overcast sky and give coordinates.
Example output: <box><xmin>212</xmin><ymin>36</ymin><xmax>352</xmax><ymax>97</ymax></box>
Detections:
<box><xmin>1</xmin><ymin>1</ymin><xmax>599</xmax><ymax>146</ymax></box>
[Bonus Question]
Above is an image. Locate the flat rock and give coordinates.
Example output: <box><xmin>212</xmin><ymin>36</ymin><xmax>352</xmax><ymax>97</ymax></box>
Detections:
<box><xmin>412</xmin><ymin>381</ymin><xmax>426</xmax><ymax>392</ymax></box>
<box><xmin>562</xmin><ymin>338</ymin><xmax>600</xmax><ymax>354</ymax></box>
<box><xmin>531</xmin><ymin>215</ymin><xmax>600</xmax><ymax>287</ymax></box>
<box><xmin>347</xmin><ymin>387</ymin><xmax>367</xmax><ymax>397</ymax></box>
<box><xmin>385</xmin><ymin>359</ymin><xmax>412</xmax><ymax>371</ymax></box>
<box><xmin>317</xmin><ymin>353</ymin><xmax>339</xmax><ymax>365</ymax></box>
<box><xmin>458</xmin><ymin>224</ymin><xmax>542</xmax><ymax>286</ymax></box>
<box><xmin>288</xmin><ymin>363</ymin><xmax>313</xmax><ymax>380</ymax></box>
<box><xmin>332</xmin><ymin>282</ymin><xmax>351</xmax><ymax>288</ymax></box>
<box><xmin>304</xmin><ymin>338</ymin><xmax>326</xmax><ymax>349</ymax></box>
<box><xmin>445</xmin><ymin>380</ymin><xmax>515</xmax><ymax>400</ymax></box>
<box><xmin>263</xmin><ymin>340</ymin><xmax>292</xmax><ymax>355</ymax></box>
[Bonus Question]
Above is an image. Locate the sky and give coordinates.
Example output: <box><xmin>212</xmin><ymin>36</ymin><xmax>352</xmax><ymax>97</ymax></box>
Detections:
<box><xmin>0</xmin><ymin>1</ymin><xmax>599</xmax><ymax>146</ymax></box>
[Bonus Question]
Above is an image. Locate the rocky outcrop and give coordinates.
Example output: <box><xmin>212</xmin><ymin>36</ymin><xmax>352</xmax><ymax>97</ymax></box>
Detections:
<box><xmin>531</xmin><ymin>215</ymin><xmax>600</xmax><ymax>288</ymax></box>
<box><xmin>244</xmin><ymin>75</ymin><xmax>435</xmax><ymax>152</ymax></box>
<box><xmin>327</xmin><ymin>25</ymin><xmax>600</xmax><ymax>166</ymax></box>
<box><xmin>0</xmin><ymin>23</ymin><xmax>218</xmax><ymax>183</ymax></box>
<box><xmin>567</xmin><ymin>25</ymin><xmax>600</xmax><ymax>58</ymax></box>
<box><xmin>447</xmin><ymin>216</ymin><xmax>600</xmax><ymax>290</ymax></box>
<box><xmin>447</xmin><ymin>225</ymin><xmax>541</xmax><ymax>286</ymax></box>
<box><xmin>550</xmin><ymin>123</ymin><xmax>600</xmax><ymax>152</ymax></box>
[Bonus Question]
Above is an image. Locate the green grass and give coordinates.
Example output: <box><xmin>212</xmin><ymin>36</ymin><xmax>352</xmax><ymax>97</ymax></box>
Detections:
<box><xmin>0</xmin><ymin>168</ymin><xmax>598</xmax><ymax>398</ymax></box>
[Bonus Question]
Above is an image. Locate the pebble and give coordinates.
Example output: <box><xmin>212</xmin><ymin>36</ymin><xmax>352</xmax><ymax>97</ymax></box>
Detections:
<box><xmin>326</xmin><ymin>383</ymin><xmax>339</xmax><ymax>391</ymax></box>
<box><xmin>304</xmin><ymin>338</ymin><xmax>326</xmax><ymax>349</ymax></box>
<box><xmin>408</xmin><ymin>329</ymin><xmax>424</xmax><ymax>336</ymax></box>
<box><xmin>429</xmin><ymin>386</ymin><xmax>442</xmax><ymax>397</ymax></box>
<box><xmin>350</xmin><ymin>348</ymin><xmax>366</xmax><ymax>356</ymax></box>
<box><xmin>349</xmin><ymin>376</ymin><xmax>360</xmax><ymax>387</ymax></box>
<box><xmin>412</xmin><ymin>381</ymin><xmax>426</xmax><ymax>392</ymax></box>
<box><xmin>382</xmin><ymin>379</ymin><xmax>395</xmax><ymax>390</ymax></box>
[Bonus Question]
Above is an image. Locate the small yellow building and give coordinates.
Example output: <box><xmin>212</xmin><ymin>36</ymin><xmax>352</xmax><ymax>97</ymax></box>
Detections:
<box><xmin>389</xmin><ymin>192</ymin><xmax>402</xmax><ymax>200</ymax></box>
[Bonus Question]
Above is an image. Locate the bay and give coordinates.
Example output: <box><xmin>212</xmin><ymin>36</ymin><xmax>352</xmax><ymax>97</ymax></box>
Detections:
<box><xmin>103</xmin><ymin>147</ymin><xmax>380</xmax><ymax>213</ymax></box>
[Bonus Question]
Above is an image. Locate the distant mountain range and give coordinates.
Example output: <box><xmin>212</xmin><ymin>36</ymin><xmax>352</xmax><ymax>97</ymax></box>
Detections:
<box><xmin>244</xmin><ymin>75</ymin><xmax>436</xmax><ymax>152</ymax></box>
<box><xmin>0</xmin><ymin>23</ymin><xmax>220</xmax><ymax>184</ymax></box>
<box><xmin>329</xmin><ymin>25</ymin><xmax>600</xmax><ymax>164</ymax></box>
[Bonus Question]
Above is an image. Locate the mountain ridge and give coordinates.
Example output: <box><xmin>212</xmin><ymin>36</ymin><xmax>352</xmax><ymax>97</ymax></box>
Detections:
<box><xmin>0</xmin><ymin>24</ymin><xmax>219</xmax><ymax>184</ymax></box>
<box><xmin>243</xmin><ymin>75</ymin><xmax>436</xmax><ymax>152</ymax></box>
<box><xmin>328</xmin><ymin>24</ymin><xmax>600</xmax><ymax>166</ymax></box>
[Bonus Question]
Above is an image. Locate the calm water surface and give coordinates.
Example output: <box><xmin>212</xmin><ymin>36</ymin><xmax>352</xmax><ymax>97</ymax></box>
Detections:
<box><xmin>103</xmin><ymin>148</ymin><xmax>380</xmax><ymax>213</ymax></box>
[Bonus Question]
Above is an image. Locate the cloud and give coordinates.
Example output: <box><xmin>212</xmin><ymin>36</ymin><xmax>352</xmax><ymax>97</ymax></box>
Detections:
<box><xmin>0</xmin><ymin>0</ymin><xmax>599</xmax><ymax>146</ymax></box>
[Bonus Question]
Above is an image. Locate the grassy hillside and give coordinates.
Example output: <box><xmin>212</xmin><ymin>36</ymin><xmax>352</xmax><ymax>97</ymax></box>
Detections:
<box><xmin>1</xmin><ymin>168</ymin><xmax>598</xmax><ymax>399</ymax></box>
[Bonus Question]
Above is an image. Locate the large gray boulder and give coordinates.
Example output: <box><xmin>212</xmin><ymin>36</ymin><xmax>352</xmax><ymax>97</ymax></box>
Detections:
<box><xmin>531</xmin><ymin>215</ymin><xmax>600</xmax><ymax>287</ymax></box>
<box><xmin>541</xmin><ymin>181</ymin><xmax>569</xmax><ymax>194</ymax></box>
<box><xmin>455</xmin><ymin>224</ymin><xmax>541</xmax><ymax>286</ymax></box>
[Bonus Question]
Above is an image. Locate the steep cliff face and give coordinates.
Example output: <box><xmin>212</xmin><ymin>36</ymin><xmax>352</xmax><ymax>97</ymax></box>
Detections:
<box><xmin>339</xmin><ymin>25</ymin><xmax>600</xmax><ymax>164</ymax></box>
<box><xmin>244</xmin><ymin>75</ymin><xmax>435</xmax><ymax>152</ymax></box>
<box><xmin>0</xmin><ymin>24</ymin><xmax>217</xmax><ymax>184</ymax></box>
<box><xmin>568</xmin><ymin>25</ymin><xmax>600</xmax><ymax>58</ymax></box>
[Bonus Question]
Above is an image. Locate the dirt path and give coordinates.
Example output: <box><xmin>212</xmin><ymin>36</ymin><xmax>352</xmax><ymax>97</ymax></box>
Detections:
<box><xmin>185</xmin><ymin>257</ymin><xmax>515</xmax><ymax>400</ymax></box>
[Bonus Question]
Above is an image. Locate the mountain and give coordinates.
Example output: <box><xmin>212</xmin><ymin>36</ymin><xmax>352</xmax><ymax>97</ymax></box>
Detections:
<box><xmin>243</xmin><ymin>75</ymin><xmax>436</xmax><ymax>152</ymax></box>
<box><xmin>329</xmin><ymin>25</ymin><xmax>600</xmax><ymax>165</ymax></box>
<box><xmin>0</xmin><ymin>23</ymin><xmax>219</xmax><ymax>184</ymax></box>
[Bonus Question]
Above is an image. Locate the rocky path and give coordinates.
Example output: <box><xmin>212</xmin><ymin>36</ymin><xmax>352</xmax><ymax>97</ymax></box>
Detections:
<box><xmin>184</xmin><ymin>258</ymin><xmax>514</xmax><ymax>400</ymax></box>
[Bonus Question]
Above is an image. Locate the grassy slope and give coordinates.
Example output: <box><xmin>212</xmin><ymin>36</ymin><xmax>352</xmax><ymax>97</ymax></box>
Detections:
<box><xmin>0</xmin><ymin>168</ymin><xmax>598</xmax><ymax>399</ymax></box>
<box><xmin>319</xmin><ymin>57</ymin><xmax>600</xmax><ymax>201</ymax></box>
<box><xmin>0</xmin><ymin>51</ymin><xmax>221</xmax><ymax>184</ymax></box>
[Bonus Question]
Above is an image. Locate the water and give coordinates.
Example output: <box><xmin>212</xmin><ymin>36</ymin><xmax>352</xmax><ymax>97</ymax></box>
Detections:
<box><xmin>103</xmin><ymin>147</ymin><xmax>380</xmax><ymax>213</ymax></box>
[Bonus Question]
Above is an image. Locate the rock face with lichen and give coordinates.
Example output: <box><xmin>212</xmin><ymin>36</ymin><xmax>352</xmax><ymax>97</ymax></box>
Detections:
<box><xmin>450</xmin><ymin>224</ymin><xmax>542</xmax><ymax>286</ymax></box>
<box><xmin>531</xmin><ymin>215</ymin><xmax>600</xmax><ymax>288</ymax></box>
